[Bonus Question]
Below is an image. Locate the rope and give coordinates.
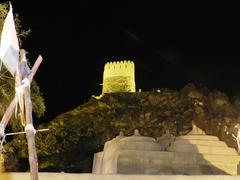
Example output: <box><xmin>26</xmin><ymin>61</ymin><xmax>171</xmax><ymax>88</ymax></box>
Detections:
<box><xmin>0</xmin><ymin>125</ymin><xmax>4</xmax><ymax>137</ymax></box>
<box><xmin>0</xmin><ymin>135</ymin><xmax>6</xmax><ymax>155</ymax></box>
<box><xmin>0</xmin><ymin>128</ymin><xmax>49</xmax><ymax>156</ymax></box>
<box><xmin>15</xmin><ymin>78</ymin><xmax>30</xmax><ymax>94</ymax></box>
<box><xmin>15</xmin><ymin>77</ymin><xmax>31</xmax><ymax>126</ymax></box>
<box><xmin>25</xmin><ymin>124</ymin><xmax>36</xmax><ymax>134</ymax></box>
<box><xmin>5</xmin><ymin>128</ymin><xmax>49</xmax><ymax>136</ymax></box>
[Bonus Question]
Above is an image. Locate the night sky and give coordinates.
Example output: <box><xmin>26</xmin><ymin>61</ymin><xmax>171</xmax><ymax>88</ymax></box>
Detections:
<box><xmin>7</xmin><ymin>1</ymin><xmax>240</xmax><ymax>121</ymax></box>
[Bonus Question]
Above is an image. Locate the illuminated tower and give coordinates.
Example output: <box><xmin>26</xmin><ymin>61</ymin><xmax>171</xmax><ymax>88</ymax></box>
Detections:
<box><xmin>102</xmin><ymin>60</ymin><xmax>136</xmax><ymax>94</ymax></box>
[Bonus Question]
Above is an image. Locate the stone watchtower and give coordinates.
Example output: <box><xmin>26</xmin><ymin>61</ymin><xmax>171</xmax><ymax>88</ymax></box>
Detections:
<box><xmin>102</xmin><ymin>60</ymin><xmax>136</xmax><ymax>94</ymax></box>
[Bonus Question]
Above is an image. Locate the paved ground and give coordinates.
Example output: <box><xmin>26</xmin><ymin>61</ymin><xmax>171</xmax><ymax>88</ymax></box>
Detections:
<box><xmin>0</xmin><ymin>173</ymin><xmax>240</xmax><ymax>180</ymax></box>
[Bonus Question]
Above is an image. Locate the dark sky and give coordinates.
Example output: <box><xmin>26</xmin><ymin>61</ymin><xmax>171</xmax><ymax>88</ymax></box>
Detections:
<box><xmin>8</xmin><ymin>1</ymin><xmax>240</xmax><ymax>121</ymax></box>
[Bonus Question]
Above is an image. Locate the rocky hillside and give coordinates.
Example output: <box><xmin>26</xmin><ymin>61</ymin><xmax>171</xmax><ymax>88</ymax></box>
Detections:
<box><xmin>3</xmin><ymin>84</ymin><xmax>240</xmax><ymax>172</ymax></box>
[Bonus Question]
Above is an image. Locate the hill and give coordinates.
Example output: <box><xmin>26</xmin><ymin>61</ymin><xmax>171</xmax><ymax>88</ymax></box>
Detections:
<box><xmin>3</xmin><ymin>84</ymin><xmax>240</xmax><ymax>172</ymax></box>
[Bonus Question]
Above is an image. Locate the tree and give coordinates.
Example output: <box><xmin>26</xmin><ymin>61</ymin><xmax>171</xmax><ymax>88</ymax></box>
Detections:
<box><xmin>0</xmin><ymin>3</ymin><xmax>8</xmax><ymax>34</ymax></box>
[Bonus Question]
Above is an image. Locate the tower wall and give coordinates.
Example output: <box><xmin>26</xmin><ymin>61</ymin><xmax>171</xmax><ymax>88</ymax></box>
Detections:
<box><xmin>102</xmin><ymin>60</ymin><xmax>136</xmax><ymax>93</ymax></box>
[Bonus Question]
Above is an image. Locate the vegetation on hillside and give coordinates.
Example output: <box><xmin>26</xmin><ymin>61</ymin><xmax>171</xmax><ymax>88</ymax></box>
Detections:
<box><xmin>3</xmin><ymin>84</ymin><xmax>240</xmax><ymax>172</ymax></box>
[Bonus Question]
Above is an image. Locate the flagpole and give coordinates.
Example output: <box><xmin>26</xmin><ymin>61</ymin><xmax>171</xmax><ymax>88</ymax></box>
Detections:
<box><xmin>18</xmin><ymin>50</ymin><xmax>42</xmax><ymax>180</ymax></box>
<box><xmin>24</xmin><ymin>80</ymin><xmax>39</xmax><ymax>180</ymax></box>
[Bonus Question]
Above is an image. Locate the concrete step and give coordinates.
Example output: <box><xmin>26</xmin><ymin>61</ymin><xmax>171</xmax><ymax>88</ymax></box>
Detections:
<box><xmin>173</xmin><ymin>139</ymin><xmax>227</xmax><ymax>147</ymax></box>
<box><xmin>168</xmin><ymin>144</ymin><xmax>237</xmax><ymax>155</ymax></box>
<box><xmin>176</xmin><ymin>135</ymin><xmax>219</xmax><ymax>141</ymax></box>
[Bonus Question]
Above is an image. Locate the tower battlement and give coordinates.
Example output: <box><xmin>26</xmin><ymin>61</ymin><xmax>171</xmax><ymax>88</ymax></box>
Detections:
<box><xmin>103</xmin><ymin>60</ymin><xmax>134</xmax><ymax>78</ymax></box>
<box><xmin>102</xmin><ymin>60</ymin><xmax>136</xmax><ymax>94</ymax></box>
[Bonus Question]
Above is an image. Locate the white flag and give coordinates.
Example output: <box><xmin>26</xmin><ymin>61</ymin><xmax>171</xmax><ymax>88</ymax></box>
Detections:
<box><xmin>0</xmin><ymin>3</ymin><xmax>19</xmax><ymax>76</ymax></box>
